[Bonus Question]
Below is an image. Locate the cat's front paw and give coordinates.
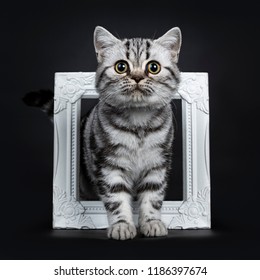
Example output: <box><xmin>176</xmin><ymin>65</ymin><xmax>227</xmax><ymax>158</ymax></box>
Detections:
<box><xmin>140</xmin><ymin>219</ymin><xmax>168</xmax><ymax>237</ymax></box>
<box><xmin>108</xmin><ymin>222</ymin><xmax>137</xmax><ymax>240</ymax></box>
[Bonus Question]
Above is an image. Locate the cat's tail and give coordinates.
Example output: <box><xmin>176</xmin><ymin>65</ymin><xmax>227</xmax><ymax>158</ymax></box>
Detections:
<box><xmin>23</xmin><ymin>89</ymin><xmax>54</xmax><ymax>120</ymax></box>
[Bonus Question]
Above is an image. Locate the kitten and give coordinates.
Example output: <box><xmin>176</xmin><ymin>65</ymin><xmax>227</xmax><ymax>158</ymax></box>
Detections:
<box><xmin>24</xmin><ymin>26</ymin><xmax>182</xmax><ymax>240</ymax></box>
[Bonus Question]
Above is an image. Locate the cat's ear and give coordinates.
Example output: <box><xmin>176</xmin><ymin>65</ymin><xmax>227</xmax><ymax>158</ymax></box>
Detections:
<box><xmin>94</xmin><ymin>26</ymin><xmax>120</xmax><ymax>62</ymax></box>
<box><xmin>155</xmin><ymin>27</ymin><xmax>182</xmax><ymax>63</ymax></box>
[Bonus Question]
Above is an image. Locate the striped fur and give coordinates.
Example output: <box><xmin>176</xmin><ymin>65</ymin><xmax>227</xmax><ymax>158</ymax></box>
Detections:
<box><xmin>82</xmin><ymin>26</ymin><xmax>182</xmax><ymax>239</ymax></box>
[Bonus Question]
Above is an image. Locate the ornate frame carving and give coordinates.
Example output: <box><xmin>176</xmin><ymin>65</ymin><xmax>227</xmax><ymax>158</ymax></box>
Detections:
<box><xmin>53</xmin><ymin>72</ymin><xmax>210</xmax><ymax>229</ymax></box>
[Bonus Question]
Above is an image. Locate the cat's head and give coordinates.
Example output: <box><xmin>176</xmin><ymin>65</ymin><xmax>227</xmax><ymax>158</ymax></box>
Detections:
<box><xmin>94</xmin><ymin>26</ymin><xmax>181</xmax><ymax>109</ymax></box>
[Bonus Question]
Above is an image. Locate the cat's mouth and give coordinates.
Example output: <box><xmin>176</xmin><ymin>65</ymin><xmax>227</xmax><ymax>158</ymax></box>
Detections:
<box><xmin>119</xmin><ymin>85</ymin><xmax>152</xmax><ymax>105</ymax></box>
<box><xmin>129</xmin><ymin>87</ymin><xmax>146</xmax><ymax>102</ymax></box>
<box><xmin>130</xmin><ymin>85</ymin><xmax>149</xmax><ymax>96</ymax></box>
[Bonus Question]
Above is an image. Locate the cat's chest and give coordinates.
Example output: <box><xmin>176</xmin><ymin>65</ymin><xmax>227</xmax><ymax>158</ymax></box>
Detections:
<box><xmin>130</xmin><ymin>145</ymin><xmax>163</xmax><ymax>169</ymax></box>
<box><xmin>108</xmin><ymin>122</ymin><xmax>170</xmax><ymax>151</ymax></box>
<box><xmin>114</xmin><ymin>133</ymin><xmax>165</xmax><ymax>174</ymax></box>
<box><xmin>109</xmin><ymin>128</ymin><xmax>161</xmax><ymax>151</ymax></box>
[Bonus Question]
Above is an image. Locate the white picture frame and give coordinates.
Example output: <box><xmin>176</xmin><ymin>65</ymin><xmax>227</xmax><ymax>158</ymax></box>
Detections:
<box><xmin>53</xmin><ymin>72</ymin><xmax>210</xmax><ymax>230</ymax></box>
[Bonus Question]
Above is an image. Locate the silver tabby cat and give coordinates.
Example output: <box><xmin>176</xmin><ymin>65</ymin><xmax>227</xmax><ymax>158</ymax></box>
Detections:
<box><xmin>23</xmin><ymin>26</ymin><xmax>182</xmax><ymax>240</ymax></box>
<box><xmin>82</xmin><ymin>26</ymin><xmax>182</xmax><ymax>240</ymax></box>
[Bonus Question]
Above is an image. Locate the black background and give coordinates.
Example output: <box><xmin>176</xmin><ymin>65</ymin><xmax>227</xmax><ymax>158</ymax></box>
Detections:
<box><xmin>1</xmin><ymin>0</ymin><xmax>260</xmax><ymax>259</ymax></box>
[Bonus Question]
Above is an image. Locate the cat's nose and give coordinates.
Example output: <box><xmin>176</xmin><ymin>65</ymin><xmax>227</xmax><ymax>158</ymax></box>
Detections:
<box><xmin>131</xmin><ymin>75</ymin><xmax>144</xmax><ymax>83</ymax></box>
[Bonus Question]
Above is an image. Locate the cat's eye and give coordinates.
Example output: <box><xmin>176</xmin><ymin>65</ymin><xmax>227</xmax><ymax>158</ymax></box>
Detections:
<box><xmin>115</xmin><ymin>61</ymin><xmax>128</xmax><ymax>74</ymax></box>
<box><xmin>146</xmin><ymin>61</ymin><xmax>161</xmax><ymax>75</ymax></box>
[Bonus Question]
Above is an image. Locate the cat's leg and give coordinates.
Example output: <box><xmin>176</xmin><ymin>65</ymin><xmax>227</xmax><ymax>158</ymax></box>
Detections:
<box><xmin>97</xmin><ymin>171</ymin><xmax>136</xmax><ymax>240</ymax></box>
<box><xmin>104</xmin><ymin>191</ymin><xmax>136</xmax><ymax>240</ymax></box>
<box><xmin>137</xmin><ymin>169</ymin><xmax>168</xmax><ymax>237</ymax></box>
